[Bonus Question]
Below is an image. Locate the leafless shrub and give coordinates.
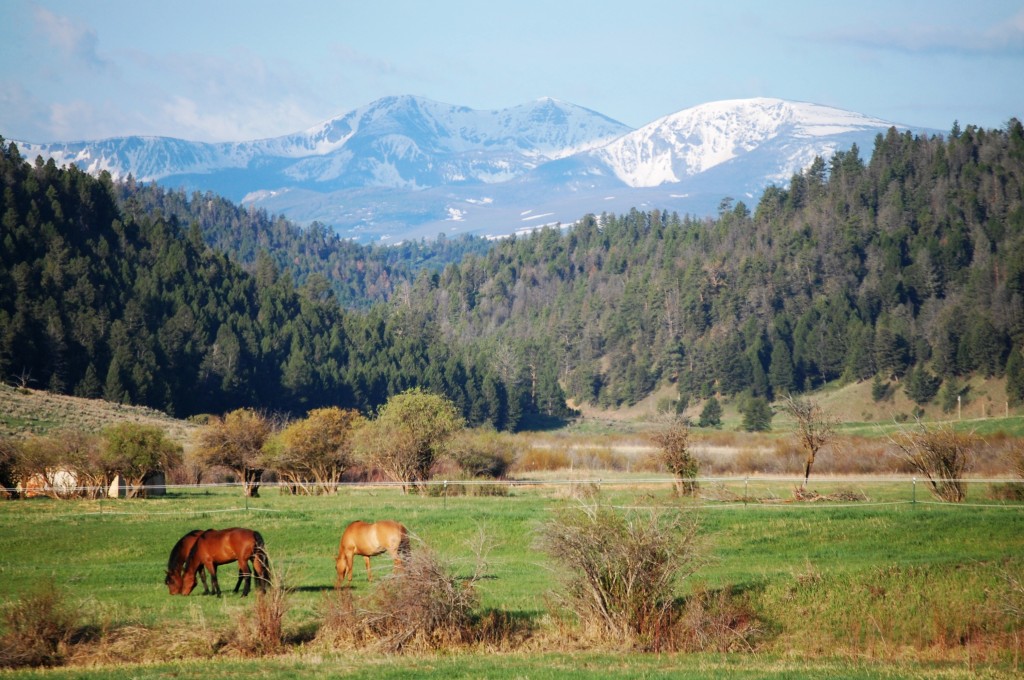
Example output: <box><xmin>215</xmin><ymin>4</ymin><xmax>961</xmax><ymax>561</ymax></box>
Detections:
<box><xmin>674</xmin><ymin>583</ymin><xmax>762</xmax><ymax>652</ymax></box>
<box><xmin>536</xmin><ymin>500</ymin><xmax>704</xmax><ymax>651</ymax></box>
<box><xmin>780</xmin><ymin>396</ymin><xmax>838</xmax><ymax>488</ymax></box>
<box><xmin>650</xmin><ymin>416</ymin><xmax>698</xmax><ymax>496</ymax></box>
<box><xmin>320</xmin><ymin>534</ymin><xmax>490</xmax><ymax>654</ymax></box>
<box><xmin>0</xmin><ymin>580</ymin><xmax>78</xmax><ymax>668</ymax></box>
<box><xmin>889</xmin><ymin>420</ymin><xmax>978</xmax><ymax>502</ymax></box>
<box><xmin>229</xmin><ymin>563</ymin><xmax>290</xmax><ymax>656</ymax></box>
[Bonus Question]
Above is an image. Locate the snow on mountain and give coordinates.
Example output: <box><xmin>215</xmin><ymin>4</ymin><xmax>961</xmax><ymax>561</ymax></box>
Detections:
<box><xmin>592</xmin><ymin>97</ymin><xmax>897</xmax><ymax>187</ymax></box>
<box><xmin>10</xmin><ymin>96</ymin><xmax>932</xmax><ymax>242</ymax></box>
<box><xmin>14</xmin><ymin>96</ymin><xmax>631</xmax><ymax>194</ymax></box>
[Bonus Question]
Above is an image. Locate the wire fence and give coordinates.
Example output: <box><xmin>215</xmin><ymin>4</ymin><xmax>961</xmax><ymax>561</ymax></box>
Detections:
<box><xmin>4</xmin><ymin>475</ymin><xmax>1024</xmax><ymax>517</ymax></box>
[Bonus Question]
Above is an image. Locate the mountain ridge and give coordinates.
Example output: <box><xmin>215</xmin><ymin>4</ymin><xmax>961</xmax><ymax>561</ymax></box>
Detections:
<box><xmin>11</xmin><ymin>96</ymin><xmax>938</xmax><ymax>242</ymax></box>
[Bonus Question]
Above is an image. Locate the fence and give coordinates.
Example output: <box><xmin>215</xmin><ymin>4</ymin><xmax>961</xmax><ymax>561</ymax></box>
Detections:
<box><xmin>4</xmin><ymin>475</ymin><xmax>1024</xmax><ymax>515</ymax></box>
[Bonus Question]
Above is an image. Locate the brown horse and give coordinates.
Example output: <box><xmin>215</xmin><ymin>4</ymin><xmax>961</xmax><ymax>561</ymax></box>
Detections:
<box><xmin>165</xmin><ymin>529</ymin><xmax>212</xmax><ymax>595</ymax></box>
<box><xmin>335</xmin><ymin>520</ymin><xmax>410</xmax><ymax>587</ymax></box>
<box><xmin>179</xmin><ymin>527</ymin><xmax>270</xmax><ymax>596</ymax></box>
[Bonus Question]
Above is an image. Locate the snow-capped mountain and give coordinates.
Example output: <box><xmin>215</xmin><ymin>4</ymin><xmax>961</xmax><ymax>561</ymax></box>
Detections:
<box><xmin>12</xmin><ymin>96</ymin><xmax>933</xmax><ymax>242</ymax></box>
<box><xmin>15</xmin><ymin>96</ymin><xmax>630</xmax><ymax>194</ymax></box>
<box><xmin>592</xmin><ymin>98</ymin><xmax>897</xmax><ymax>187</ymax></box>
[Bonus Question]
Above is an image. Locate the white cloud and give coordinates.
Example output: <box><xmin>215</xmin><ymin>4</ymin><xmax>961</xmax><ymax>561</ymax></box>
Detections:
<box><xmin>32</xmin><ymin>6</ymin><xmax>110</xmax><ymax>70</ymax></box>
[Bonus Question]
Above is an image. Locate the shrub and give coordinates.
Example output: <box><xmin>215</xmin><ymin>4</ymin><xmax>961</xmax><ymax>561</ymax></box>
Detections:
<box><xmin>649</xmin><ymin>417</ymin><xmax>698</xmax><ymax>496</ymax></box>
<box><xmin>536</xmin><ymin>500</ymin><xmax>703</xmax><ymax>651</ymax></box>
<box><xmin>889</xmin><ymin>421</ymin><xmax>977</xmax><ymax>502</ymax></box>
<box><xmin>675</xmin><ymin>583</ymin><xmax>762</xmax><ymax>652</ymax></box>
<box><xmin>230</xmin><ymin>572</ymin><xmax>290</xmax><ymax>656</ymax></box>
<box><xmin>320</xmin><ymin>543</ymin><xmax>487</xmax><ymax>653</ymax></box>
<box><xmin>448</xmin><ymin>430</ymin><xmax>514</xmax><ymax>478</ymax></box>
<box><xmin>0</xmin><ymin>580</ymin><xmax>78</xmax><ymax>668</ymax></box>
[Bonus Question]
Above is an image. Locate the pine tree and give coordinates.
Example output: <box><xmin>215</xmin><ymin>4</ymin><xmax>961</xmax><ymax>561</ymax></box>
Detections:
<box><xmin>698</xmin><ymin>397</ymin><xmax>722</xmax><ymax>428</ymax></box>
<box><xmin>1007</xmin><ymin>346</ymin><xmax>1024</xmax><ymax>406</ymax></box>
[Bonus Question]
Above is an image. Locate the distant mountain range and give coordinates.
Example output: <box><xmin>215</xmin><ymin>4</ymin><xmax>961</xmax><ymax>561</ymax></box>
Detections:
<box><xmin>13</xmin><ymin>96</ymin><xmax>939</xmax><ymax>243</ymax></box>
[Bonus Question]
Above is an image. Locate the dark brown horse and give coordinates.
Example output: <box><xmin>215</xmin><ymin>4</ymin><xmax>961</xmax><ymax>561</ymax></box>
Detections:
<box><xmin>335</xmin><ymin>520</ymin><xmax>409</xmax><ymax>587</ymax></box>
<box><xmin>179</xmin><ymin>528</ymin><xmax>270</xmax><ymax>596</ymax></box>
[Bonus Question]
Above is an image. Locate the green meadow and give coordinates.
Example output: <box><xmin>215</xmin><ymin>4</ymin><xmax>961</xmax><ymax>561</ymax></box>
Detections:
<box><xmin>1</xmin><ymin>482</ymin><xmax>1022</xmax><ymax>678</ymax></box>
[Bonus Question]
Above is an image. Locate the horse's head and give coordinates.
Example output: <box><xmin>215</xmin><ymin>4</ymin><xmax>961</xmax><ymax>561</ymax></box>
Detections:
<box><xmin>165</xmin><ymin>570</ymin><xmax>183</xmax><ymax>595</ymax></box>
<box><xmin>180</xmin><ymin>569</ymin><xmax>198</xmax><ymax>596</ymax></box>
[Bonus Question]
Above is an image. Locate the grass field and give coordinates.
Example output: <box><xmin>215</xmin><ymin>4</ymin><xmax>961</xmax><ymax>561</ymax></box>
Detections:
<box><xmin>1</xmin><ymin>481</ymin><xmax>1023</xmax><ymax>677</ymax></box>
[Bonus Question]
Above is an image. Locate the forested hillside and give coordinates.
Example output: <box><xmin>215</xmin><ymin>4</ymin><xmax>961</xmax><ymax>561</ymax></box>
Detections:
<box><xmin>402</xmin><ymin>123</ymin><xmax>1024</xmax><ymax>410</ymax></box>
<box><xmin>3</xmin><ymin>121</ymin><xmax>1023</xmax><ymax>427</ymax></box>
<box><xmin>112</xmin><ymin>180</ymin><xmax>493</xmax><ymax>308</ymax></box>
<box><xmin>0</xmin><ymin>140</ymin><xmax>562</xmax><ymax>428</ymax></box>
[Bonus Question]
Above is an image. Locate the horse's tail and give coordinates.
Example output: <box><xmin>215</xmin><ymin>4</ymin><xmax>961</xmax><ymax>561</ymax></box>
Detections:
<box><xmin>398</xmin><ymin>524</ymin><xmax>411</xmax><ymax>558</ymax></box>
<box><xmin>253</xmin><ymin>530</ymin><xmax>271</xmax><ymax>588</ymax></box>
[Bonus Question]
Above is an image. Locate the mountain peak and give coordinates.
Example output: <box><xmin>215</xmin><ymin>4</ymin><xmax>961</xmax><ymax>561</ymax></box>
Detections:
<box><xmin>13</xmin><ymin>95</ymin><xmax>934</xmax><ymax>242</ymax></box>
<box><xmin>593</xmin><ymin>97</ymin><xmax>901</xmax><ymax>187</ymax></box>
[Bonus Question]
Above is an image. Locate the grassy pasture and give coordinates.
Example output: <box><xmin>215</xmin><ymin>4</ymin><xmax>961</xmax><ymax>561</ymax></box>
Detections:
<box><xmin>1</xmin><ymin>481</ymin><xmax>1023</xmax><ymax>677</ymax></box>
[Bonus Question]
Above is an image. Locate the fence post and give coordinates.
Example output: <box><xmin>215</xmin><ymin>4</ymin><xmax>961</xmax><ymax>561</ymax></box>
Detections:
<box><xmin>443</xmin><ymin>480</ymin><xmax>448</xmax><ymax>510</ymax></box>
<box><xmin>912</xmin><ymin>477</ymin><xmax>916</xmax><ymax>507</ymax></box>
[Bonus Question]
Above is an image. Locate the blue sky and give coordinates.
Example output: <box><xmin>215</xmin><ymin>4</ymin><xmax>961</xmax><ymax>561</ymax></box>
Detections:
<box><xmin>1</xmin><ymin>0</ymin><xmax>1022</xmax><ymax>143</ymax></box>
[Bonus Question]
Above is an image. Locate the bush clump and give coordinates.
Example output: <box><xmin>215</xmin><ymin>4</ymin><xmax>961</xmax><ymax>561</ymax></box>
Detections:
<box><xmin>319</xmin><ymin>546</ymin><xmax>486</xmax><ymax>653</ymax></box>
<box><xmin>0</xmin><ymin>580</ymin><xmax>79</xmax><ymax>668</ymax></box>
<box><xmin>536</xmin><ymin>500</ymin><xmax>704</xmax><ymax>651</ymax></box>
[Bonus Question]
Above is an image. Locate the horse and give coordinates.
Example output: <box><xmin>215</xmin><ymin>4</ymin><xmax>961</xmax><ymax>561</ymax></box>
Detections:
<box><xmin>335</xmin><ymin>520</ymin><xmax>410</xmax><ymax>587</ymax></box>
<box><xmin>179</xmin><ymin>527</ymin><xmax>271</xmax><ymax>597</ymax></box>
<box><xmin>165</xmin><ymin>529</ymin><xmax>212</xmax><ymax>595</ymax></box>
<box><xmin>165</xmin><ymin>529</ymin><xmax>249</xmax><ymax>595</ymax></box>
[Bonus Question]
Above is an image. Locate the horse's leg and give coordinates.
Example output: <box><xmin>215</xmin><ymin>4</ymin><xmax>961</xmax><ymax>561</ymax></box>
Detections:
<box><xmin>340</xmin><ymin>548</ymin><xmax>355</xmax><ymax>586</ymax></box>
<box><xmin>198</xmin><ymin>565</ymin><xmax>210</xmax><ymax>595</ymax></box>
<box><xmin>238</xmin><ymin>557</ymin><xmax>252</xmax><ymax>596</ymax></box>
<box><xmin>388</xmin><ymin>547</ymin><xmax>403</xmax><ymax>572</ymax></box>
<box><xmin>202</xmin><ymin>565</ymin><xmax>219</xmax><ymax>595</ymax></box>
<box><xmin>206</xmin><ymin>559</ymin><xmax>221</xmax><ymax>596</ymax></box>
<box><xmin>335</xmin><ymin>552</ymin><xmax>347</xmax><ymax>588</ymax></box>
<box><xmin>364</xmin><ymin>555</ymin><xmax>372</xmax><ymax>582</ymax></box>
<box><xmin>233</xmin><ymin>563</ymin><xmax>245</xmax><ymax>594</ymax></box>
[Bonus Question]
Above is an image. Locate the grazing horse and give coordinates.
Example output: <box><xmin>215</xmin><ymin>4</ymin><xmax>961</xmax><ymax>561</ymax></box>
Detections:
<box><xmin>179</xmin><ymin>527</ymin><xmax>270</xmax><ymax>597</ymax></box>
<box><xmin>165</xmin><ymin>529</ymin><xmax>213</xmax><ymax>595</ymax></box>
<box><xmin>335</xmin><ymin>520</ymin><xmax>410</xmax><ymax>587</ymax></box>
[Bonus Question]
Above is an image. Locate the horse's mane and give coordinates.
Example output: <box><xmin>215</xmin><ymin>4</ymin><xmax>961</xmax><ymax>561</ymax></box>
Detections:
<box><xmin>167</xmin><ymin>529</ymin><xmax>203</xmax><ymax>572</ymax></box>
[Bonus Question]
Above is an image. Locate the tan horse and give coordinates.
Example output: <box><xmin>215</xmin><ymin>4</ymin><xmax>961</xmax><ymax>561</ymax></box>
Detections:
<box><xmin>335</xmin><ymin>520</ymin><xmax>409</xmax><ymax>587</ymax></box>
<box><xmin>179</xmin><ymin>527</ymin><xmax>271</xmax><ymax>597</ymax></box>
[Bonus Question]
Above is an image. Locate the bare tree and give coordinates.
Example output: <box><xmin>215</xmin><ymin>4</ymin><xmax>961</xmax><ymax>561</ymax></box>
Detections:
<box><xmin>781</xmin><ymin>396</ymin><xmax>837</xmax><ymax>488</ymax></box>
<box><xmin>889</xmin><ymin>420</ymin><xmax>976</xmax><ymax>502</ymax></box>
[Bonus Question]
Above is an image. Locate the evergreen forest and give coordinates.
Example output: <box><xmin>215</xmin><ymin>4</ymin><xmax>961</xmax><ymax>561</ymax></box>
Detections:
<box><xmin>2</xmin><ymin>120</ymin><xmax>1024</xmax><ymax>428</ymax></box>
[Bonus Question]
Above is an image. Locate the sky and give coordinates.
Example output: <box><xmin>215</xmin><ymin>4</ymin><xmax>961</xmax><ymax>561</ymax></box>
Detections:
<box><xmin>1</xmin><ymin>0</ymin><xmax>1022</xmax><ymax>144</ymax></box>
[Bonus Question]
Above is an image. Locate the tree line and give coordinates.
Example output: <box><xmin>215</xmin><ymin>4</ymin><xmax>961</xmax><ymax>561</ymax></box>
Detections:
<box><xmin>3</xmin><ymin>120</ymin><xmax>1023</xmax><ymax>426</ymax></box>
<box><xmin>398</xmin><ymin>121</ymin><xmax>1024</xmax><ymax>410</ymax></box>
<box><xmin>0</xmin><ymin>140</ymin><xmax>564</xmax><ymax>429</ymax></box>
